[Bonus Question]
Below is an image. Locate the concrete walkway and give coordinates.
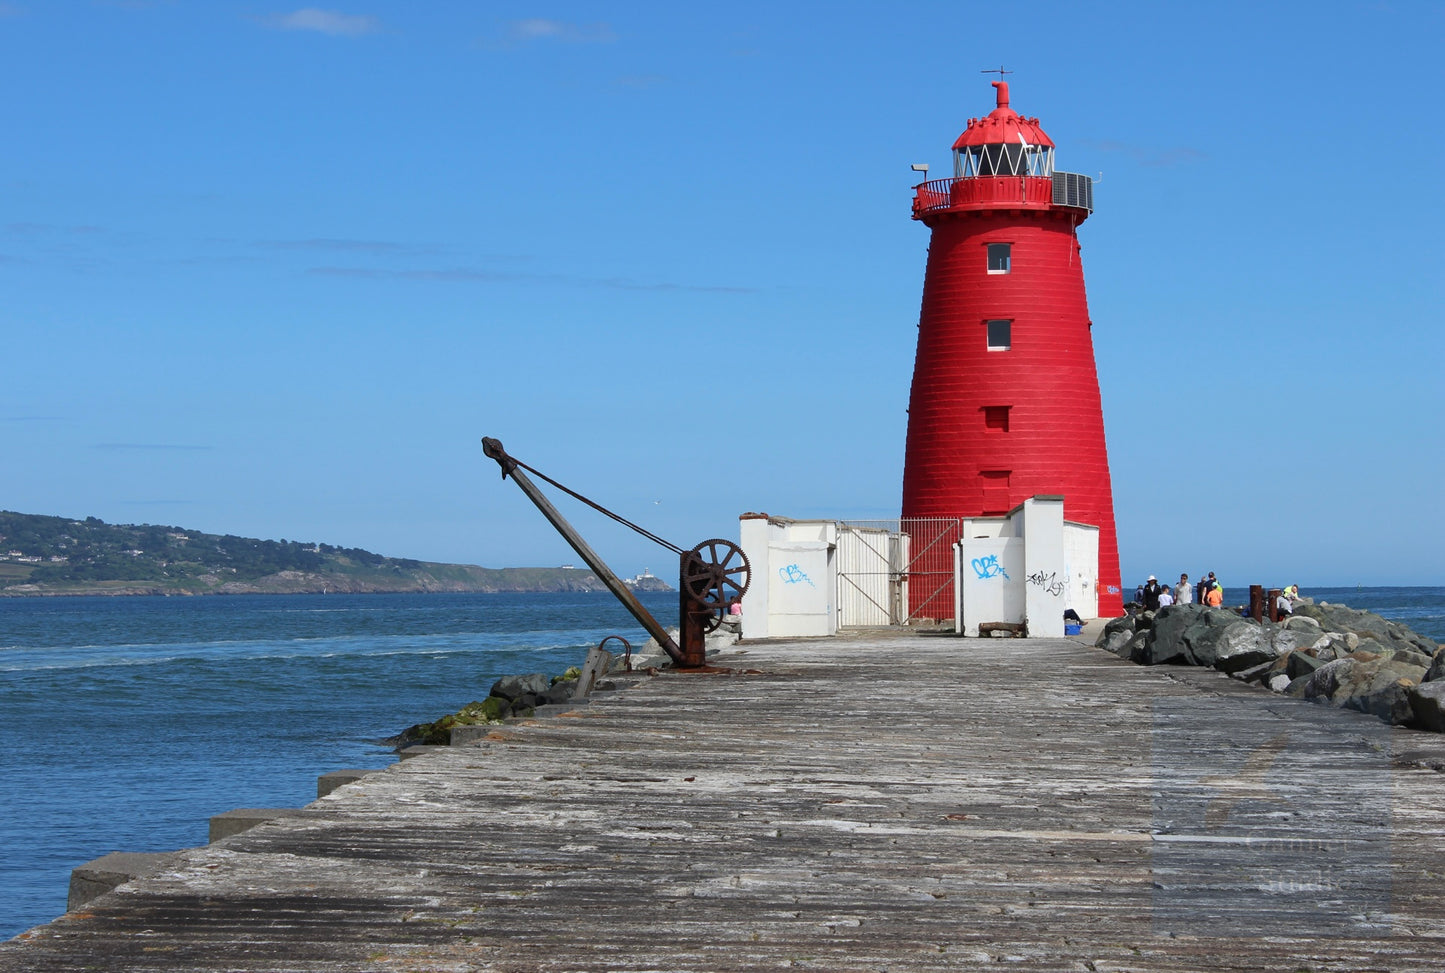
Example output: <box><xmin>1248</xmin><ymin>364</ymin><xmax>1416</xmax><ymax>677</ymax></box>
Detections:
<box><xmin>5</xmin><ymin>631</ymin><xmax>1444</xmax><ymax>971</ymax></box>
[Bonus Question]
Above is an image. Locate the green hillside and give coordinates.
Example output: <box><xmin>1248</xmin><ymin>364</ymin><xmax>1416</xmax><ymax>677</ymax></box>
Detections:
<box><xmin>0</xmin><ymin>511</ymin><xmax>670</xmax><ymax>597</ymax></box>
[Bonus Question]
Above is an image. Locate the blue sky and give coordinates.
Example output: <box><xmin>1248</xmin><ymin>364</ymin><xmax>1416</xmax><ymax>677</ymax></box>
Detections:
<box><xmin>2</xmin><ymin>1</ymin><xmax>1441</xmax><ymax>588</ymax></box>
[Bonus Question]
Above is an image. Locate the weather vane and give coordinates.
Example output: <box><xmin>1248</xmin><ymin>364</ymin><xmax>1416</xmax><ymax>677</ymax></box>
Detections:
<box><xmin>980</xmin><ymin>65</ymin><xmax>1013</xmax><ymax>78</ymax></box>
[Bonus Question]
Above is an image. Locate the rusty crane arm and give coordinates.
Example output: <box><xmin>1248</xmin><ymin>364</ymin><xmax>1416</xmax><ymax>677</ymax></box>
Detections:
<box><xmin>480</xmin><ymin>437</ymin><xmax>685</xmax><ymax>665</ymax></box>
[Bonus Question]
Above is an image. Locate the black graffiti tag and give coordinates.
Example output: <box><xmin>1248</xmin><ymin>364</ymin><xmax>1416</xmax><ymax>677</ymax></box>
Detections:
<box><xmin>1026</xmin><ymin>569</ymin><xmax>1065</xmax><ymax>597</ymax></box>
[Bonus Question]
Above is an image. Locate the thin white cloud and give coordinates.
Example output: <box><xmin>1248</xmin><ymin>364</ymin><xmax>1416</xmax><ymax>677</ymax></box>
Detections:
<box><xmin>267</xmin><ymin>8</ymin><xmax>380</xmax><ymax>37</ymax></box>
<box><xmin>504</xmin><ymin>18</ymin><xmax>616</xmax><ymax>44</ymax></box>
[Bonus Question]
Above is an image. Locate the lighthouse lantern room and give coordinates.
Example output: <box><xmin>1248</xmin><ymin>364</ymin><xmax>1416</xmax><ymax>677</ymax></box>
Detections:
<box><xmin>901</xmin><ymin>80</ymin><xmax>1122</xmax><ymax>620</ymax></box>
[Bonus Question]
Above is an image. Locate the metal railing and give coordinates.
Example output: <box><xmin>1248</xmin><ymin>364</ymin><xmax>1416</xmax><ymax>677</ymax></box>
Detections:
<box><xmin>911</xmin><ymin>172</ymin><xmax>1093</xmax><ymax>216</ymax></box>
<box><xmin>838</xmin><ymin>517</ymin><xmax>967</xmax><ymax>624</ymax></box>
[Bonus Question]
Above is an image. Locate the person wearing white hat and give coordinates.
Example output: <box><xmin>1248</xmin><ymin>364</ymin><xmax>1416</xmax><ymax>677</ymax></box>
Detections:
<box><xmin>1143</xmin><ymin>575</ymin><xmax>1161</xmax><ymax>611</ymax></box>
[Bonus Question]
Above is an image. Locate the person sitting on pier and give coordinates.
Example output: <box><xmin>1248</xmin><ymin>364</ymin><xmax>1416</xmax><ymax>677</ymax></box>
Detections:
<box><xmin>1275</xmin><ymin>590</ymin><xmax>1294</xmax><ymax>619</ymax></box>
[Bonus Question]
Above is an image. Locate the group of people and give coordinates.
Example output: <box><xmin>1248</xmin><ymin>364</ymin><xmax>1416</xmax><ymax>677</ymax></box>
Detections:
<box><xmin>1135</xmin><ymin>571</ymin><xmax>1223</xmax><ymax>611</ymax></box>
<box><xmin>1134</xmin><ymin>575</ymin><xmax>1302</xmax><ymax>618</ymax></box>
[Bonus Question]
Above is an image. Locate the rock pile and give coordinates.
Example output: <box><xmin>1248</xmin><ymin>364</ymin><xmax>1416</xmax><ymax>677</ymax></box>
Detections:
<box><xmin>386</xmin><ymin>621</ymin><xmax>743</xmax><ymax>749</ymax></box>
<box><xmin>389</xmin><ymin>665</ymin><xmax>587</xmax><ymax>747</ymax></box>
<box><xmin>1098</xmin><ymin>601</ymin><xmax>1445</xmax><ymax>731</ymax></box>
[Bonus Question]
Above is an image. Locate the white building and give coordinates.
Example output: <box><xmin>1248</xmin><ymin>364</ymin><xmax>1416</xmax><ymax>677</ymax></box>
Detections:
<box><xmin>736</xmin><ymin>497</ymin><xmax>1099</xmax><ymax>640</ymax></box>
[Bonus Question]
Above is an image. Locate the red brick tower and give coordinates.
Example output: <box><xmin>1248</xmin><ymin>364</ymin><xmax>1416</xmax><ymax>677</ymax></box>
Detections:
<box><xmin>901</xmin><ymin>80</ymin><xmax>1122</xmax><ymax>618</ymax></box>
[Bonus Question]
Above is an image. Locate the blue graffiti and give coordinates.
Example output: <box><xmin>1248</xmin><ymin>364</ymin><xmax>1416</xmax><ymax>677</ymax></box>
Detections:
<box><xmin>971</xmin><ymin>554</ymin><xmax>1009</xmax><ymax>580</ymax></box>
<box><xmin>1106</xmin><ymin>585</ymin><xmax>1120</xmax><ymax>595</ymax></box>
<box><xmin>779</xmin><ymin>563</ymin><xmax>815</xmax><ymax>587</ymax></box>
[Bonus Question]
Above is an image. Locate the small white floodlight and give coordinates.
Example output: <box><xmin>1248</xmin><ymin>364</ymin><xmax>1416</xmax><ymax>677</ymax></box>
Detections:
<box><xmin>910</xmin><ymin>163</ymin><xmax>929</xmax><ymax>174</ymax></box>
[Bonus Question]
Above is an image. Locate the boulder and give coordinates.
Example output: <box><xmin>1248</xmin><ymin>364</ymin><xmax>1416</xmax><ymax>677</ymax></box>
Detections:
<box><xmin>1231</xmin><ymin>656</ymin><xmax>1277</xmax><ymax>688</ymax></box>
<box><xmin>1267</xmin><ymin>626</ymin><xmax>1319</xmax><ymax>657</ymax></box>
<box><xmin>1426</xmin><ymin>650</ymin><xmax>1445</xmax><ymax>684</ymax></box>
<box><xmin>1100</xmin><ymin>627</ymin><xmax>1135</xmax><ymax>657</ymax></box>
<box><xmin>1282</xmin><ymin>614</ymin><xmax>1322</xmax><ymax>633</ymax></box>
<box><xmin>1097</xmin><ymin>614</ymin><xmax>1137</xmax><ymax>648</ymax></box>
<box><xmin>1406</xmin><ymin>682</ymin><xmax>1445</xmax><ymax>732</ymax></box>
<box><xmin>1188</xmin><ymin>616</ymin><xmax>1275</xmax><ymax>673</ymax></box>
<box><xmin>1286</xmin><ymin>651</ymin><xmax>1326</xmax><ymax>681</ymax></box>
<box><xmin>1148</xmin><ymin>604</ymin><xmax>1206</xmax><ymax>654</ymax></box>
<box><xmin>1302</xmin><ymin>657</ymin><xmax>1428</xmax><ymax>714</ymax></box>
<box><xmin>1267</xmin><ymin>673</ymin><xmax>1293</xmax><ymax>694</ymax></box>
<box><xmin>1346</xmin><ymin>679</ymin><xmax>1417</xmax><ymax>725</ymax></box>
<box><xmin>1293</xmin><ymin>603</ymin><xmax>1437</xmax><ymax>659</ymax></box>
<box><xmin>1393</xmin><ymin>647</ymin><xmax>1436</xmax><ymax>671</ymax></box>
<box><xmin>542</xmin><ymin>682</ymin><xmax>576</xmax><ymax>705</ymax></box>
<box><xmin>490</xmin><ymin>672</ymin><xmax>551</xmax><ymax>701</ymax></box>
<box><xmin>1301</xmin><ymin>659</ymin><xmax>1358</xmax><ymax>704</ymax></box>
<box><xmin>1124</xmin><ymin>629</ymin><xmax>1154</xmax><ymax>664</ymax></box>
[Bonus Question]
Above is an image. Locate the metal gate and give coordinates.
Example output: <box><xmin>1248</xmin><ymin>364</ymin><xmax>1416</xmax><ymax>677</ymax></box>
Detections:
<box><xmin>836</xmin><ymin>518</ymin><xmax>965</xmax><ymax>626</ymax></box>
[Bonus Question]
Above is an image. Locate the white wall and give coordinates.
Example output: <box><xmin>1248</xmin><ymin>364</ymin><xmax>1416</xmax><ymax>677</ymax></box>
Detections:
<box><xmin>953</xmin><ymin>496</ymin><xmax>1101</xmax><ymax>637</ymax></box>
<box><xmin>1020</xmin><ymin>497</ymin><xmax>1066</xmax><ymax>638</ymax></box>
<box><xmin>738</xmin><ymin>515</ymin><xmax>838</xmax><ymax>639</ymax></box>
<box><xmin>1063</xmin><ymin>522</ymin><xmax>1100</xmax><ymax>619</ymax></box>
<box><xmin>955</xmin><ymin>533</ymin><xmax>1025</xmax><ymax>637</ymax></box>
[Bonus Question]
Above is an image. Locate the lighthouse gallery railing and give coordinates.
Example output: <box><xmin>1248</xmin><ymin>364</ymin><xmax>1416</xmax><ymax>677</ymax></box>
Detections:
<box><xmin>912</xmin><ymin>172</ymin><xmax>1093</xmax><ymax>216</ymax></box>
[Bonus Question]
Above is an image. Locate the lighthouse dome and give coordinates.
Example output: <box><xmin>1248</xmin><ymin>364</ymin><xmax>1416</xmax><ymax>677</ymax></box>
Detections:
<box><xmin>951</xmin><ymin>81</ymin><xmax>1056</xmax><ymax>178</ymax></box>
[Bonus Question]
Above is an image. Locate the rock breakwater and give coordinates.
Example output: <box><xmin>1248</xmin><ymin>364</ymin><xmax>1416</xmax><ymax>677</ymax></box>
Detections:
<box><xmin>1098</xmin><ymin>600</ymin><xmax>1445</xmax><ymax>731</ymax></box>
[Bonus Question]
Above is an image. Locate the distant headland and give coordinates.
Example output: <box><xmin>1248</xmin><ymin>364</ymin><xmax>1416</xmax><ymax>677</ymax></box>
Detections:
<box><xmin>0</xmin><ymin>510</ymin><xmax>672</xmax><ymax>597</ymax></box>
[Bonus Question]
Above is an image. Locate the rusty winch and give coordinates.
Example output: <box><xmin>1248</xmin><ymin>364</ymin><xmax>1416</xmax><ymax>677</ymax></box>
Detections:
<box><xmin>481</xmin><ymin>437</ymin><xmax>749</xmax><ymax>669</ymax></box>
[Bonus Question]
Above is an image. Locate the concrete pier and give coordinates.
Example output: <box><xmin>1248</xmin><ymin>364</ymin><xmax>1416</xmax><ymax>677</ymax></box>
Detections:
<box><xmin>6</xmin><ymin>631</ymin><xmax>1445</xmax><ymax>970</ymax></box>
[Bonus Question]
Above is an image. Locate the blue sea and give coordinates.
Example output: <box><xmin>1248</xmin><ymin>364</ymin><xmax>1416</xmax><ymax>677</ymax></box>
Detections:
<box><xmin>0</xmin><ymin>586</ymin><xmax>1440</xmax><ymax>941</ymax></box>
<box><xmin>0</xmin><ymin>590</ymin><xmax>678</xmax><ymax>941</ymax></box>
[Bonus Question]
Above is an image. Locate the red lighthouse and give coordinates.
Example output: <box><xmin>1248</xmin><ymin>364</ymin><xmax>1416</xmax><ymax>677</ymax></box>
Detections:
<box><xmin>901</xmin><ymin>80</ymin><xmax>1123</xmax><ymax>618</ymax></box>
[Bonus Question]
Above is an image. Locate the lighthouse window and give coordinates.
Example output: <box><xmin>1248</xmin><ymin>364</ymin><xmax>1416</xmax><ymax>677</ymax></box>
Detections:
<box><xmin>983</xmin><ymin>406</ymin><xmax>1011</xmax><ymax>431</ymax></box>
<box><xmin>986</xmin><ymin>319</ymin><xmax>1012</xmax><ymax>351</ymax></box>
<box><xmin>987</xmin><ymin>244</ymin><xmax>1011</xmax><ymax>274</ymax></box>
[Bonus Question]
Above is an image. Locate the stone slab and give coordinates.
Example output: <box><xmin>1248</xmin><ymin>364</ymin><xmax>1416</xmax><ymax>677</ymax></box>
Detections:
<box><xmin>316</xmin><ymin>769</ymin><xmax>374</xmax><ymax>799</ymax></box>
<box><xmin>66</xmin><ymin>851</ymin><xmax>184</xmax><ymax>912</ymax></box>
<box><xmin>206</xmin><ymin>808</ymin><xmax>305</xmax><ymax>843</ymax></box>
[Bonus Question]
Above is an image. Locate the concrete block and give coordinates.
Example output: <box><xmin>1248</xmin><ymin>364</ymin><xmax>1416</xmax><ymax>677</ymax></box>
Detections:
<box><xmin>397</xmin><ymin>744</ymin><xmax>449</xmax><ymax>761</ymax></box>
<box><xmin>448</xmin><ymin>724</ymin><xmax>498</xmax><ymax>746</ymax></box>
<box><xmin>532</xmin><ymin>701</ymin><xmax>589</xmax><ymax>718</ymax></box>
<box><xmin>208</xmin><ymin>808</ymin><xmax>305</xmax><ymax>843</ymax></box>
<box><xmin>68</xmin><ymin>851</ymin><xmax>182</xmax><ymax>912</ymax></box>
<box><xmin>317</xmin><ymin>768</ymin><xmax>373</xmax><ymax>798</ymax></box>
